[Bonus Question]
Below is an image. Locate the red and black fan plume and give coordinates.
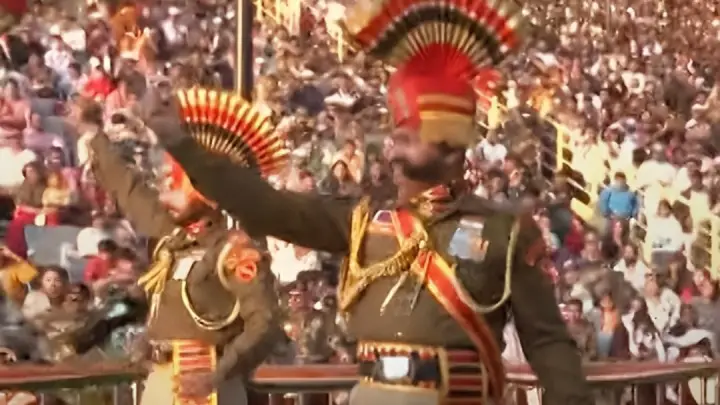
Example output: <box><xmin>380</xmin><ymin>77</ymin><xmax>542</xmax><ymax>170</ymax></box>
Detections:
<box><xmin>343</xmin><ymin>0</ymin><xmax>525</xmax><ymax>79</ymax></box>
<box><xmin>340</xmin><ymin>0</ymin><xmax>526</xmax><ymax>147</ymax></box>
<box><xmin>175</xmin><ymin>88</ymin><xmax>290</xmax><ymax>178</ymax></box>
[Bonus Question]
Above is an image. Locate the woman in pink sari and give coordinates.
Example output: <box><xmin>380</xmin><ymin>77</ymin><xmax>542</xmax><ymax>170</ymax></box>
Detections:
<box><xmin>4</xmin><ymin>162</ymin><xmax>46</xmax><ymax>258</ymax></box>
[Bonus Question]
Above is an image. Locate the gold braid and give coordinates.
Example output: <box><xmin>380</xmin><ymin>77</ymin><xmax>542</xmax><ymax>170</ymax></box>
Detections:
<box><xmin>338</xmin><ymin>198</ymin><xmax>426</xmax><ymax>312</ymax></box>
<box><xmin>137</xmin><ymin>229</ymin><xmax>184</xmax><ymax>298</ymax></box>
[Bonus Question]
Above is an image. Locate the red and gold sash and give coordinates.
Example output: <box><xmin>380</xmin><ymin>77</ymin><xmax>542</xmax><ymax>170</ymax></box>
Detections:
<box><xmin>390</xmin><ymin>209</ymin><xmax>506</xmax><ymax>402</ymax></box>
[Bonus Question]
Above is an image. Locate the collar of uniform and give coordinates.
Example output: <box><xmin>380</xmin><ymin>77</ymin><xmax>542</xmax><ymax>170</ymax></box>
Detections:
<box><xmin>400</xmin><ymin>184</ymin><xmax>455</xmax><ymax>219</ymax></box>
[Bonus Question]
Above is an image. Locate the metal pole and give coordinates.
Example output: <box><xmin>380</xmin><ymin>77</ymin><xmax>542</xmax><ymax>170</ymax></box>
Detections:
<box><xmin>605</xmin><ymin>0</ymin><xmax>611</xmax><ymax>32</ymax></box>
<box><xmin>236</xmin><ymin>0</ymin><xmax>254</xmax><ymax>100</ymax></box>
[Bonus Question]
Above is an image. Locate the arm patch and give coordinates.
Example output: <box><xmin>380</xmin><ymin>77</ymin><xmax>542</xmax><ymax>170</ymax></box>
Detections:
<box><xmin>218</xmin><ymin>231</ymin><xmax>262</xmax><ymax>284</ymax></box>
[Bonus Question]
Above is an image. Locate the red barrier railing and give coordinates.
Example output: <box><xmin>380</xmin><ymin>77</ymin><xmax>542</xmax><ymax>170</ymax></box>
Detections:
<box><xmin>0</xmin><ymin>360</ymin><xmax>717</xmax><ymax>391</ymax></box>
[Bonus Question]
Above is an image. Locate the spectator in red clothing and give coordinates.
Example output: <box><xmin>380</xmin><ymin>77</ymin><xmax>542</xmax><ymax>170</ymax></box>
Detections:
<box><xmin>91</xmin><ymin>246</ymin><xmax>137</xmax><ymax>301</ymax></box>
<box><xmin>668</xmin><ymin>255</ymin><xmax>698</xmax><ymax>303</ymax></box>
<box><xmin>81</xmin><ymin>60</ymin><xmax>114</xmax><ymax>101</ymax></box>
<box><xmin>564</xmin><ymin>216</ymin><xmax>586</xmax><ymax>256</ymax></box>
<box><xmin>110</xmin><ymin>247</ymin><xmax>137</xmax><ymax>280</ymax></box>
<box><xmin>83</xmin><ymin>239</ymin><xmax>118</xmax><ymax>284</ymax></box>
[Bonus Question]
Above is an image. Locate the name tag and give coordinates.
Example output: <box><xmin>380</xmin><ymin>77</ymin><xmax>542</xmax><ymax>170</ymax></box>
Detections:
<box><xmin>379</xmin><ymin>356</ymin><xmax>411</xmax><ymax>380</ymax></box>
<box><xmin>172</xmin><ymin>257</ymin><xmax>197</xmax><ymax>280</ymax></box>
<box><xmin>448</xmin><ymin>218</ymin><xmax>488</xmax><ymax>262</ymax></box>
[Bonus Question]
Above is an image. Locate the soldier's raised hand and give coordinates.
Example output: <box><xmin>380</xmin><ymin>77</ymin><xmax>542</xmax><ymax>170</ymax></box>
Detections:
<box><xmin>138</xmin><ymin>82</ymin><xmax>191</xmax><ymax>146</ymax></box>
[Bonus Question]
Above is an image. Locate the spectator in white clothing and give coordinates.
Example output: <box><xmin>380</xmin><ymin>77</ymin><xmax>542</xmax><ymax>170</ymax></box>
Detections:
<box><xmin>476</xmin><ymin>131</ymin><xmax>507</xmax><ymax>165</ymax></box>
<box><xmin>645</xmin><ymin>199</ymin><xmax>686</xmax><ymax>267</ymax></box>
<box><xmin>634</xmin><ymin>144</ymin><xmax>677</xmax><ymax>214</ymax></box>
<box><xmin>613</xmin><ymin>244</ymin><xmax>651</xmax><ymax>292</ymax></box>
<box><xmin>267</xmin><ymin>237</ymin><xmax>321</xmax><ymax>284</ymax></box>
<box><xmin>43</xmin><ymin>36</ymin><xmax>73</xmax><ymax>78</ymax></box>
<box><xmin>643</xmin><ymin>273</ymin><xmax>682</xmax><ymax>334</ymax></box>
<box><xmin>0</xmin><ymin>135</ymin><xmax>37</xmax><ymax>191</ymax></box>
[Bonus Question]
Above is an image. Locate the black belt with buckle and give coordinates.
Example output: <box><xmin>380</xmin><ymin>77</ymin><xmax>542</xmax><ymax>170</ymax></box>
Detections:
<box><xmin>359</xmin><ymin>353</ymin><xmax>443</xmax><ymax>388</ymax></box>
<box><xmin>357</xmin><ymin>342</ymin><xmax>486</xmax><ymax>397</ymax></box>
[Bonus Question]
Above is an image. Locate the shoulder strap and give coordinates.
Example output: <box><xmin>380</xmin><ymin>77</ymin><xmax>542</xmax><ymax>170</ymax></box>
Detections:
<box><xmin>390</xmin><ymin>209</ymin><xmax>511</xmax><ymax>403</ymax></box>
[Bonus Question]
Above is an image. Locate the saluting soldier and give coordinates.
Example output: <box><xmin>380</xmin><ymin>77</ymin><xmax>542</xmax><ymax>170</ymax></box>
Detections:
<box><xmin>148</xmin><ymin>0</ymin><xmax>595</xmax><ymax>404</ymax></box>
<box><xmin>68</xmin><ymin>87</ymin><xmax>286</xmax><ymax>405</ymax></box>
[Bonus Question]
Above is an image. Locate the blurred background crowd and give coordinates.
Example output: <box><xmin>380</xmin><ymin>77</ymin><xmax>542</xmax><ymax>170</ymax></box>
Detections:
<box><xmin>0</xmin><ymin>0</ymin><xmax>718</xmax><ymax>402</ymax></box>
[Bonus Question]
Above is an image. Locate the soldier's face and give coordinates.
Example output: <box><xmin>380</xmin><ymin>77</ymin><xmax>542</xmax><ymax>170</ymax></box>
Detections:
<box><xmin>387</xmin><ymin>127</ymin><xmax>446</xmax><ymax>183</ymax></box>
<box><xmin>160</xmin><ymin>189</ymin><xmax>211</xmax><ymax>225</ymax></box>
<box><xmin>160</xmin><ymin>189</ymin><xmax>190</xmax><ymax>215</ymax></box>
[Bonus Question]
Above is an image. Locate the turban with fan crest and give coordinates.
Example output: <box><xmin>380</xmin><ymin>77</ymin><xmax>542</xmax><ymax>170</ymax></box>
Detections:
<box><xmin>342</xmin><ymin>0</ymin><xmax>525</xmax><ymax>147</ymax></box>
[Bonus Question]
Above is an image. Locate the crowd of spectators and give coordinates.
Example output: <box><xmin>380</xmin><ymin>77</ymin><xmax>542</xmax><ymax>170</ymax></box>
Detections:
<box><xmin>485</xmin><ymin>0</ymin><xmax>720</xmax><ymax>366</ymax></box>
<box><xmin>0</xmin><ymin>0</ymin><xmax>717</xmax><ymax>403</ymax></box>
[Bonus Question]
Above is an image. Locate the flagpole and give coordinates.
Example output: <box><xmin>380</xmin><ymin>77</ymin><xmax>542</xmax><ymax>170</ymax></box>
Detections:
<box><xmin>236</xmin><ymin>0</ymin><xmax>254</xmax><ymax>100</ymax></box>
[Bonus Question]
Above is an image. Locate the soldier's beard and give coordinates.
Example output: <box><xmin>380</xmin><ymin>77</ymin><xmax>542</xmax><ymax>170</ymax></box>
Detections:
<box><xmin>391</xmin><ymin>157</ymin><xmax>445</xmax><ymax>184</ymax></box>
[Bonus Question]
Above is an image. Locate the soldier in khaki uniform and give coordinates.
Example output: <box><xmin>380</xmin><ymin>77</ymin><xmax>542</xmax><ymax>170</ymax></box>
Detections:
<box><xmin>71</xmin><ymin>94</ymin><xmax>285</xmax><ymax>405</ymax></box>
<box><xmin>148</xmin><ymin>0</ymin><xmax>595</xmax><ymax>403</ymax></box>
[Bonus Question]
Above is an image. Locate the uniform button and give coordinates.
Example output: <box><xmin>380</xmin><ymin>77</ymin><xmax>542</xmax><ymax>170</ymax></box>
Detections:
<box><xmin>396</xmin><ymin>332</ymin><xmax>403</xmax><ymax>337</ymax></box>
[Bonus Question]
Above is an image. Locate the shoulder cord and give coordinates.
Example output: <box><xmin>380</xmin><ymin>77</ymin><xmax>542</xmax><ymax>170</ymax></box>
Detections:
<box><xmin>181</xmin><ymin>280</ymin><xmax>242</xmax><ymax>331</ymax></box>
<box><xmin>181</xmin><ymin>238</ymin><xmax>242</xmax><ymax>331</ymax></box>
<box><xmin>183</xmin><ymin>235</ymin><xmax>243</xmax><ymax>331</ymax></box>
<box><xmin>139</xmin><ymin>228</ymin><xmax>241</xmax><ymax>331</ymax></box>
<box><xmin>137</xmin><ymin>229</ymin><xmax>182</xmax><ymax>298</ymax></box>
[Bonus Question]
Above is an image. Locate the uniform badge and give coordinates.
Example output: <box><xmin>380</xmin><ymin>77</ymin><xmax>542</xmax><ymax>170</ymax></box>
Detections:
<box><xmin>172</xmin><ymin>256</ymin><xmax>198</xmax><ymax>280</ymax></box>
<box><xmin>448</xmin><ymin>218</ymin><xmax>488</xmax><ymax>262</ymax></box>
